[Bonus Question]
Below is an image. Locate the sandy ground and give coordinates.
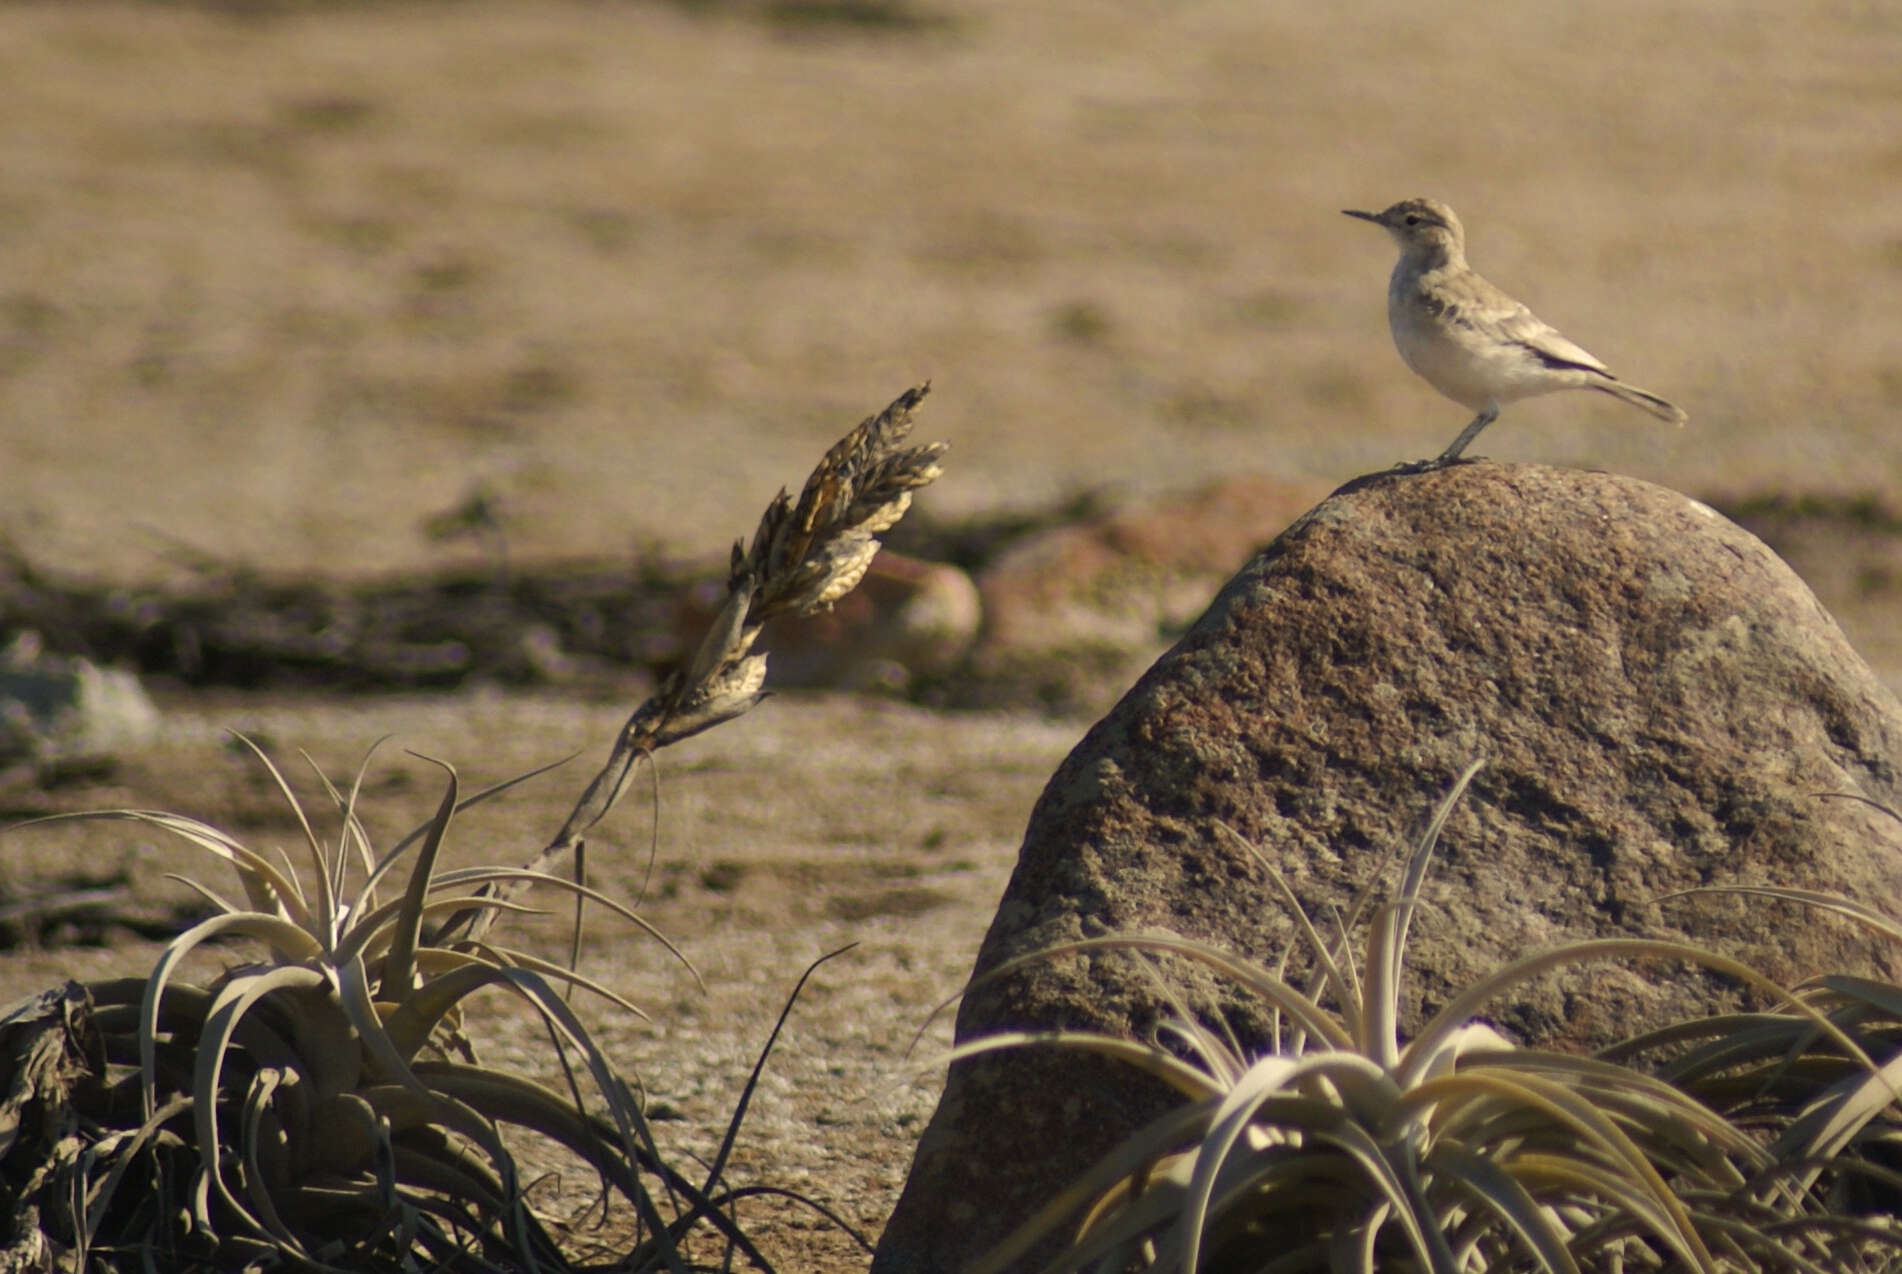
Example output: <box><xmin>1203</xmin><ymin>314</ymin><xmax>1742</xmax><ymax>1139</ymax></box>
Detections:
<box><xmin>2</xmin><ymin>1</ymin><xmax>1900</xmax><ymax>1268</ymax></box>
<box><xmin>1</xmin><ymin>0</ymin><xmax>1898</xmax><ymax>585</ymax></box>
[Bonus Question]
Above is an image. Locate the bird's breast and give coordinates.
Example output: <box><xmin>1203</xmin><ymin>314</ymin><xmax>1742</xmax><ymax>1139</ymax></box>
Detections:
<box><xmin>1384</xmin><ymin>277</ymin><xmax>1498</xmax><ymax>410</ymax></box>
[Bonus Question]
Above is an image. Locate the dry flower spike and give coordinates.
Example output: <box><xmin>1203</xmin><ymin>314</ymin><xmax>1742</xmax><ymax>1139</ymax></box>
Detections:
<box><xmin>440</xmin><ymin>384</ymin><xmax>947</xmax><ymax>944</ymax></box>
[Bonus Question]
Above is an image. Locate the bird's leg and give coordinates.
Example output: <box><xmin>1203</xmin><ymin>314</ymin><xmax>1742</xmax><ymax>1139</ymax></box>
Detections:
<box><xmin>1434</xmin><ymin>401</ymin><xmax>1499</xmax><ymax>465</ymax></box>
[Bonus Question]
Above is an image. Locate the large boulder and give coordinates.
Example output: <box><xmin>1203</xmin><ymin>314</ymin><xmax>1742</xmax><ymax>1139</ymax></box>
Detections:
<box><xmin>874</xmin><ymin>462</ymin><xmax>1902</xmax><ymax>1274</ymax></box>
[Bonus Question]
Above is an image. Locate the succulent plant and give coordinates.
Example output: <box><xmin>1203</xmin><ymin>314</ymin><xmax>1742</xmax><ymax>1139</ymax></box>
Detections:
<box><xmin>953</xmin><ymin>765</ymin><xmax>1902</xmax><ymax>1274</ymax></box>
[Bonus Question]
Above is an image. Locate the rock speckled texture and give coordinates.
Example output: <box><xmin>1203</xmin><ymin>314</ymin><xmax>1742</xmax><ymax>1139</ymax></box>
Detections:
<box><xmin>876</xmin><ymin>462</ymin><xmax>1902</xmax><ymax>1274</ymax></box>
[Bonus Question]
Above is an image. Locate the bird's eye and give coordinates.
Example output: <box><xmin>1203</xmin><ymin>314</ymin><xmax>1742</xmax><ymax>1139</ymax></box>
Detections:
<box><xmin>1404</xmin><ymin>214</ymin><xmax>1420</xmax><ymax>226</ymax></box>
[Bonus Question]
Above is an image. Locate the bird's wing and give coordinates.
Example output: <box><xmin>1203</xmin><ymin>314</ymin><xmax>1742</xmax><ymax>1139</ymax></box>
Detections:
<box><xmin>1442</xmin><ymin>267</ymin><xmax>1615</xmax><ymax>376</ymax></box>
<box><xmin>1490</xmin><ymin>303</ymin><xmax>1612</xmax><ymax>376</ymax></box>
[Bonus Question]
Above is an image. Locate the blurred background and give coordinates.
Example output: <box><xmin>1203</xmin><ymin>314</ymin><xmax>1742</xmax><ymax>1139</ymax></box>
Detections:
<box><xmin>0</xmin><ymin>0</ymin><xmax>1896</xmax><ymax>582</ymax></box>
<box><xmin>0</xmin><ymin>9</ymin><xmax>1895</xmax><ymax>1260</ymax></box>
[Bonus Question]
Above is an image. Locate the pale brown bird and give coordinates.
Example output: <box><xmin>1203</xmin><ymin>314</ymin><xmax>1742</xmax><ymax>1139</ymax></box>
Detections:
<box><xmin>1345</xmin><ymin>197</ymin><xmax>1687</xmax><ymax>463</ymax></box>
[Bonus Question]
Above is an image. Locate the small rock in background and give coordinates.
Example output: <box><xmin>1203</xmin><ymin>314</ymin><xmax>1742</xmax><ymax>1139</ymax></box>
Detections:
<box><xmin>676</xmin><ymin>550</ymin><xmax>980</xmax><ymax>693</ymax></box>
<box><xmin>1</xmin><ymin>631</ymin><xmax>160</xmax><ymax>782</ymax></box>
<box><xmin>965</xmin><ymin>475</ymin><xmax>1328</xmax><ymax>712</ymax></box>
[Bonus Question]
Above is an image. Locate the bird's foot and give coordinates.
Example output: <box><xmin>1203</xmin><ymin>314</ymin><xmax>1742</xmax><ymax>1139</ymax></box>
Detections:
<box><xmin>1387</xmin><ymin>453</ymin><xmax>1483</xmax><ymax>475</ymax></box>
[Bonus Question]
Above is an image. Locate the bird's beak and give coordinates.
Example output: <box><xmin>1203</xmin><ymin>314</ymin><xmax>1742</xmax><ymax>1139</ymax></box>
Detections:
<box><xmin>1342</xmin><ymin>209</ymin><xmax>1381</xmax><ymax>224</ymax></box>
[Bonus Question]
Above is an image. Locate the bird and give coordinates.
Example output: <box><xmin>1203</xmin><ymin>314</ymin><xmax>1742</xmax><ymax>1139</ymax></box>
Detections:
<box><xmin>1343</xmin><ymin>197</ymin><xmax>1687</xmax><ymax>465</ymax></box>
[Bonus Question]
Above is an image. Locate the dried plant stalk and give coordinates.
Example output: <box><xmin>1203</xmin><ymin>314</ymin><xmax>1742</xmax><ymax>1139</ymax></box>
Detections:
<box><xmin>436</xmin><ymin>385</ymin><xmax>945</xmax><ymax>944</ymax></box>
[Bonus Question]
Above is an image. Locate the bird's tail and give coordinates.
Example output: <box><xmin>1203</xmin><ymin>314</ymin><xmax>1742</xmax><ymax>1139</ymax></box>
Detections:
<box><xmin>1593</xmin><ymin>378</ymin><xmax>1688</xmax><ymax>426</ymax></box>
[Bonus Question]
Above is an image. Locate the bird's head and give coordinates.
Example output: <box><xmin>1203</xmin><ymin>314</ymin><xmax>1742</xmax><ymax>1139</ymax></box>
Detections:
<box><xmin>1343</xmin><ymin>197</ymin><xmax>1466</xmax><ymax>266</ymax></box>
